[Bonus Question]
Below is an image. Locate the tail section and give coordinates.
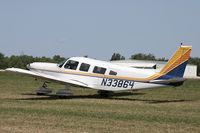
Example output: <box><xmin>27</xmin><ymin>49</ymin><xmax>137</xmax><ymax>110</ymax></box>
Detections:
<box><xmin>156</xmin><ymin>45</ymin><xmax>192</xmax><ymax>80</ymax></box>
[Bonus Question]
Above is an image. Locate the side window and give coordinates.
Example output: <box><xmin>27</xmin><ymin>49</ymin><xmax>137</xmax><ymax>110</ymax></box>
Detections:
<box><xmin>64</xmin><ymin>60</ymin><xmax>79</xmax><ymax>70</ymax></box>
<box><xmin>93</xmin><ymin>66</ymin><xmax>106</xmax><ymax>74</ymax></box>
<box><xmin>109</xmin><ymin>70</ymin><xmax>117</xmax><ymax>75</ymax></box>
<box><xmin>79</xmin><ymin>63</ymin><xmax>90</xmax><ymax>72</ymax></box>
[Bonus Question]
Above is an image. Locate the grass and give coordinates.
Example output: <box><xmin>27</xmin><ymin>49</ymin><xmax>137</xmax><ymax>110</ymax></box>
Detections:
<box><xmin>0</xmin><ymin>71</ymin><xmax>200</xmax><ymax>133</ymax></box>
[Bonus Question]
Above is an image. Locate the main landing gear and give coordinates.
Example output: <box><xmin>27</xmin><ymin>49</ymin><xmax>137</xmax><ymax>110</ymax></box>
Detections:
<box><xmin>36</xmin><ymin>82</ymin><xmax>52</xmax><ymax>95</ymax></box>
<box><xmin>36</xmin><ymin>82</ymin><xmax>73</xmax><ymax>98</ymax></box>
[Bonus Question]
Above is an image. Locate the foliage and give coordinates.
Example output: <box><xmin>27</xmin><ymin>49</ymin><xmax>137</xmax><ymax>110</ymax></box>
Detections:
<box><xmin>52</xmin><ymin>55</ymin><xmax>66</xmax><ymax>63</ymax></box>
<box><xmin>110</xmin><ymin>53</ymin><xmax>125</xmax><ymax>61</ymax></box>
<box><xmin>0</xmin><ymin>53</ymin><xmax>7</xmax><ymax>69</ymax></box>
<box><xmin>130</xmin><ymin>53</ymin><xmax>156</xmax><ymax>60</ymax></box>
<box><xmin>0</xmin><ymin>52</ymin><xmax>66</xmax><ymax>69</ymax></box>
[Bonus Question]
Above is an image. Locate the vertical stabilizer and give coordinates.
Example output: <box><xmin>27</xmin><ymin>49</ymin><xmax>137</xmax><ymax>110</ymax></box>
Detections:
<box><xmin>157</xmin><ymin>45</ymin><xmax>192</xmax><ymax>80</ymax></box>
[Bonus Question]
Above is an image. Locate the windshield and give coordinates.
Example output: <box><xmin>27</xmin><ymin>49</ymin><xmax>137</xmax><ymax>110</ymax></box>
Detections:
<box><xmin>57</xmin><ymin>60</ymin><xmax>67</xmax><ymax>68</ymax></box>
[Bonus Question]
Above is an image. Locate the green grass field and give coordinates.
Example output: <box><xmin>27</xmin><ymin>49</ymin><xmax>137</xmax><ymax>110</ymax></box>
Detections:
<box><xmin>0</xmin><ymin>72</ymin><xmax>200</xmax><ymax>133</ymax></box>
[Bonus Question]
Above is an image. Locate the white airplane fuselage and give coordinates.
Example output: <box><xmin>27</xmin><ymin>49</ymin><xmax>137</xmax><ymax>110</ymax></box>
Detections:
<box><xmin>28</xmin><ymin>57</ymin><xmax>166</xmax><ymax>91</ymax></box>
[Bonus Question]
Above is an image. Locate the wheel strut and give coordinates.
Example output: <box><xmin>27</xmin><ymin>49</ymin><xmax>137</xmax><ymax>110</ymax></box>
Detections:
<box><xmin>36</xmin><ymin>82</ymin><xmax>52</xmax><ymax>95</ymax></box>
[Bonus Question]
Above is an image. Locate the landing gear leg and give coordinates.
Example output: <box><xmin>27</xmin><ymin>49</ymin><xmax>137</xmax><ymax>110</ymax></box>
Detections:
<box><xmin>36</xmin><ymin>82</ymin><xmax>52</xmax><ymax>95</ymax></box>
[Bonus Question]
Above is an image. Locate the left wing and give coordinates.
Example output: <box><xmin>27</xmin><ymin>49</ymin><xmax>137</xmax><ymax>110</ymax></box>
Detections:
<box><xmin>5</xmin><ymin>68</ymin><xmax>88</xmax><ymax>87</ymax></box>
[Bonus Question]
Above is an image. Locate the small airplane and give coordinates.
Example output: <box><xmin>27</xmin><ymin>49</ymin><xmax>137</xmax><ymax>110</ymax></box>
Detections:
<box><xmin>6</xmin><ymin>45</ymin><xmax>192</xmax><ymax>97</ymax></box>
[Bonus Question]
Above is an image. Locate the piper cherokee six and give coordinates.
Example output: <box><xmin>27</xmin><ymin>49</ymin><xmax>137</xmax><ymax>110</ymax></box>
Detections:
<box><xmin>6</xmin><ymin>45</ymin><xmax>192</xmax><ymax>97</ymax></box>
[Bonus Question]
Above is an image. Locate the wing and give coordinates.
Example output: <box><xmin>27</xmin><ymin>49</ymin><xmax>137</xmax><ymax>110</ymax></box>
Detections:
<box><xmin>5</xmin><ymin>68</ymin><xmax>88</xmax><ymax>87</ymax></box>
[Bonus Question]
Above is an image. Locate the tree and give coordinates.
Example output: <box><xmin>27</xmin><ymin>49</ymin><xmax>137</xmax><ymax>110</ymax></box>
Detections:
<box><xmin>130</xmin><ymin>53</ymin><xmax>155</xmax><ymax>60</ymax></box>
<box><xmin>110</xmin><ymin>53</ymin><xmax>125</xmax><ymax>61</ymax></box>
<box><xmin>0</xmin><ymin>53</ymin><xmax>7</xmax><ymax>69</ymax></box>
<box><xmin>53</xmin><ymin>55</ymin><xmax>66</xmax><ymax>63</ymax></box>
<box><xmin>8</xmin><ymin>55</ymin><xmax>24</xmax><ymax>68</ymax></box>
<box><xmin>20</xmin><ymin>55</ymin><xmax>34</xmax><ymax>68</ymax></box>
<box><xmin>34</xmin><ymin>56</ymin><xmax>52</xmax><ymax>62</ymax></box>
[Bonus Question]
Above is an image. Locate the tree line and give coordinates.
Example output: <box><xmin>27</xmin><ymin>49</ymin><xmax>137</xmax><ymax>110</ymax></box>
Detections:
<box><xmin>0</xmin><ymin>52</ymin><xmax>199</xmax><ymax>75</ymax></box>
<box><xmin>0</xmin><ymin>53</ymin><xmax>66</xmax><ymax>69</ymax></box>
<box><xmin>110</xmin><ymin>52</ymin><xmax>168</xmax><ymax>61</ymax></box>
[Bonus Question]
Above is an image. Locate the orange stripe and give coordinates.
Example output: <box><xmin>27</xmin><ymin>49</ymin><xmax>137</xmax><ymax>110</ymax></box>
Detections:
<box><xmin>160</xmin><ymin>48</ymin><xmax>191</xmax><ymax>74</ymax></box>
<box><xmin>161</xmin><ymin>49</ymin><xmax>191</xmax><ymax>74</ymax></box>
<box><xmin>160</xmin><ymin>48</ymin><xmax>183</xmax><ymax>73</ymax></box>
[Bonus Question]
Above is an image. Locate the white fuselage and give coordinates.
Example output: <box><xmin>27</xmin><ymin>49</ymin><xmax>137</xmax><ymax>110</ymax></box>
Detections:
<box><xmin>28</xmin><ymin>57</ymin><xmax>167</xmax><ymax>91</ymax></box>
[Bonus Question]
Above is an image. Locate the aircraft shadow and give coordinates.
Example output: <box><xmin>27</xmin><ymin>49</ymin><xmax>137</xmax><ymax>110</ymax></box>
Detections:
<box><xmin>15</xmin><ymin>92</ymin><xmax>193</xmax><ymax>104</ymax></box>
<box><xmin>108</xmin><ymin>98</ymin><xmax>191</xmax><ymax>104</ymax></box>
<box><xmin>18</xmin><ymin>92</ymin><xmax>143</xmax><ymax>100</ymax></box>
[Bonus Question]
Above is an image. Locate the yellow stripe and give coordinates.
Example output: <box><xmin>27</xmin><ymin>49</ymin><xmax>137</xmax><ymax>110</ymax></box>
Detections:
<box><xmin>161</xmin><ymin>49</ymin><xmax>191</xmax><ymax>74</ymax></box>
<box><xmin>160</xmin><ymin>46</ymin><xmax>191</xmax><ymax>74</ymax></box>
<box><xmin>61</xmin><ymin>69</ymin><xmax>152</xmax><ymax>82</ymax></box>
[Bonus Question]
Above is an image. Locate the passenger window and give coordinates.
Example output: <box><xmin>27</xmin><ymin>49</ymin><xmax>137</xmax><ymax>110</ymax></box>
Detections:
<box><xmin>79</xmin><ymin>63</ymin><xmax>90</xmax><ymax>72</ymax></box>
<box><xmin>64</xmin><ymin>60</ymin><xmax>79</xmax><ymax>70</ymax></box>
<box><xmin>109</xmin><ymin>70</ymin><xmax>117</xmax><ymax>75</ymax></box>
<box><xmin>93</xmin><ymin>66</ymin><xmax>106</xmax><ymax>74</ymax></box>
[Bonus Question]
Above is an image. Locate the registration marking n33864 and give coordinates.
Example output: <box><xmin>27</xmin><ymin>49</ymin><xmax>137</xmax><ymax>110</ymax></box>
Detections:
<box><xmin>101</xmin><ymin>78</ymin><xmax>134</xmax><ymax>89</ymax></box>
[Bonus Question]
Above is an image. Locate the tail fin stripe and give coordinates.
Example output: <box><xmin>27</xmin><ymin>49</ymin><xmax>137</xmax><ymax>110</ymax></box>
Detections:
<box><xmin>154</xmin><ymin>46</ymin><xmax>192</xmax><ymax>80</ymax></box>
<box><xmin>161</xmin><ymin>49</ymin><xmax>191</xmax><ymax>74</ymax></box>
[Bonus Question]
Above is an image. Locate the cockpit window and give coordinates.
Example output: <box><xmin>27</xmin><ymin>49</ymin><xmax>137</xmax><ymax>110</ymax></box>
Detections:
<box><xmin>64</xmin><ymin>60</ymin><xmax>79</xmax><ymax>70</ymax></box>
<box><xmin>93</xmin><ymin>66</ymin><xmax>106</xmax><ymax>74</ymax></box>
